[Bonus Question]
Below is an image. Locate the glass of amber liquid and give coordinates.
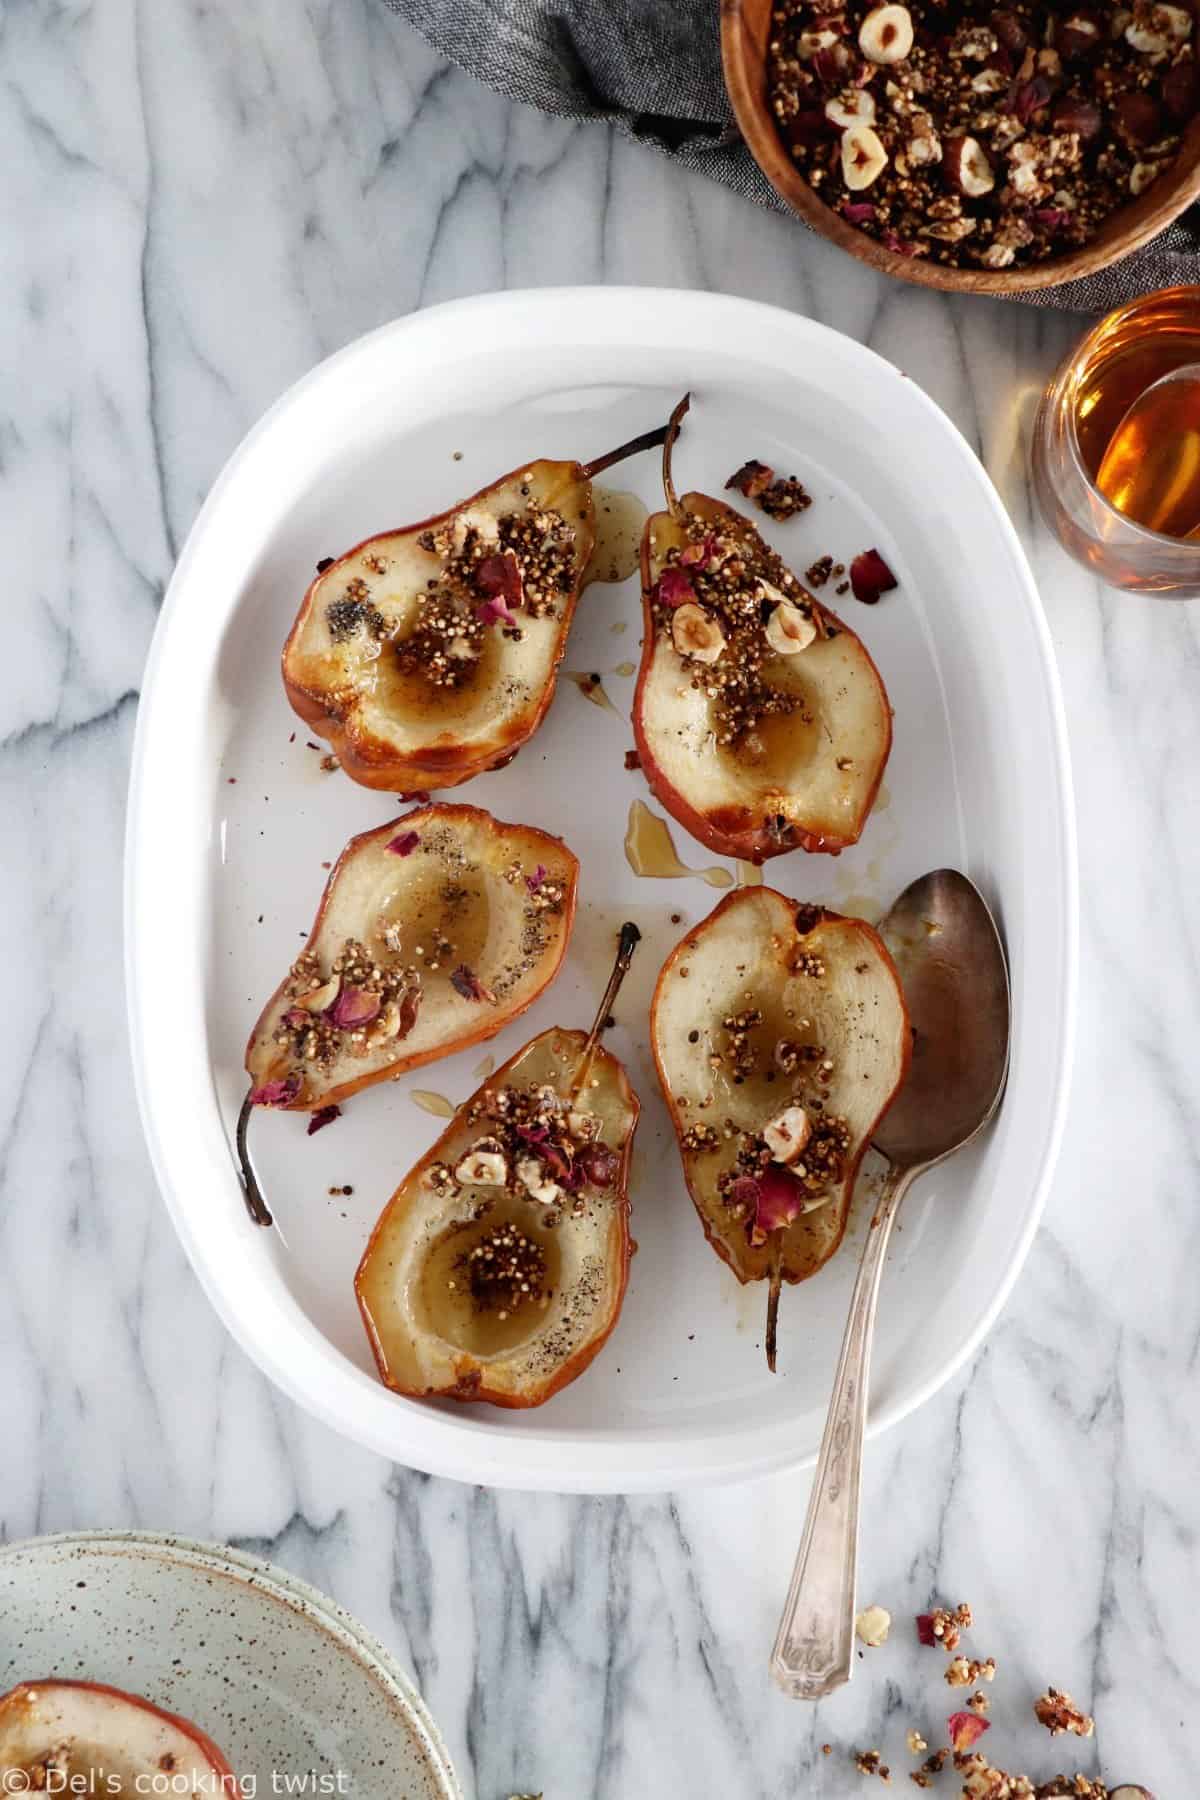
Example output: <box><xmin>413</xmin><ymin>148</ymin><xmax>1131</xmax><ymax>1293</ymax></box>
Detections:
<box><xmin>1032</xmin><ymin>286</ymin><xmax>1200</xmax><ymax>598</ymax></box>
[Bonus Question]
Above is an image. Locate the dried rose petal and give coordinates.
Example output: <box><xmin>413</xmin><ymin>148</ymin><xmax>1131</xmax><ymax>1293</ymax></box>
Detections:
<box><xmin>582</xmin><ymin>1142</ymin><xmax>620</xmax><ymax>1187</ymax></box>
<box><xmin>947</xmin><ymin>1713</ymin><xmax>990</xmax><ymax>1753</ymax></box>
<box><xmin>657</xmin><ymin>566</ymin><xmax>698</xmax><ymax>608</ymax></box>
<box><xmin>306</xmin><ymin>1104</ymin><xmax>341</xmax><ymax>1136</ymax></box>
<box><xmin>916</xmin><ymin>1613</ymin><xmax>939</xmax><ymax>1646</ymax></box>
<box><xmin>450</xmin><ymin>964</ymin><xmax>497</xmax><ymax>1004</ymax></box>
<box><xmin>283</xmin><ymin>1008</ymin><xmax>309</xmax><ymax>1030</ymax></box>
<box><xmin>840</xmin><ymin>200</ymin><xmax>877</xmax><ymax>225</ymax></box>
<box><xmin>723</xmin><ymin>1166</ymin><xmax>759</xmax><ymax>1209</ymax></box>
<box><xmin>386</xmin><ymin>830</ymin><xmax>420</xmax><ymax>857</ymax></box>
<box><xmin>328</xmin><ymin>985</ymin><xmax>381</xmax><ymax>1029</ymax></box>
<box><xmin>882</xmin><ymin>230</ymin><xmax>927</xmax><ymax>257</ymax></box>
<box><xmin>476</xmin><ymin>549</ymin><xmax>523</xmax><ymax>608</ymax></box>
<box><xmin>726</xmin><ymin>459</ymin><xmax>775</xmax><ymax>499</ymax></box>
<box><xmin>542</xmin><ymin>1143</ymin><xmax>575</xmax><ymax>1185</ymax></box>
<box><xmin>250</xmin><ymin>1074</ymin><xmax>301</xmax><ymax>1108</ymax></box>
<box><xmin>1008</xmin><ymin>73</ymin><xmax>1053</xmax><ymax>121</ymax></box>
<box><xmin>525</xmin><ymin>863</ymin><xmax>547</xmax><ymax>892</ymax></box>
<box><xmin>849</xmin><ymin>547</ymin><xmax>899</xmax><ymax>604</ymax></box>
<box><xmin>477</xmin><ymin>594</ymin><xmax>516</xmax><ymax>628</ymax></box>
<box><xmin>1034</xmin><ymin>207</ymin><xmax>1073</xmax><ymax>233</ymax></box>
<box><xmin>749</xmin><ymin>1164</ymin><xmax>806</xmax><ymax>1245</ymax></box>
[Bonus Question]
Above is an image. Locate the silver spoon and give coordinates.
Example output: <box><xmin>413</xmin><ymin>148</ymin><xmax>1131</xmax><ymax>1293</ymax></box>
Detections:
<box><xmin>770</xmin><ymin>868</ymin><xmax>1011</xmax><ymax>1699</ymax></box>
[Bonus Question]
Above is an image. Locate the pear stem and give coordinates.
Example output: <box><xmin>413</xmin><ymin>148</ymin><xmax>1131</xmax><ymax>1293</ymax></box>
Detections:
<box><xmin>236</xmin><ymin>1092</ymin><xmax>274</xmax><ymax>1228</ymax></box>
<box><xmin>581</xmin><ymin>421</ymin><xmax>671</xmax><ymax>481</ymax></box>
<box><xmin>766</xmin><ymin>1234</ymin><xmax>783</xmax><ymax>1373</ymax></box>
<box><xmin>571</xmin><ymin>921</ymin><xmax>642</xmax><ymax>1099</ymax></box>
<box><xmin>661</xmin><ymin>392</ymin><xmax>692</xmax><ymax>521</ymax></box>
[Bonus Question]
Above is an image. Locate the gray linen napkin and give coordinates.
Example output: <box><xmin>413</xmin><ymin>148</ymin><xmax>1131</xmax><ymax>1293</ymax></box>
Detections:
<box><xmin>383</xmin><ymin>0</ymin><xmax>1200</xmax><ymax>310</ymax></box>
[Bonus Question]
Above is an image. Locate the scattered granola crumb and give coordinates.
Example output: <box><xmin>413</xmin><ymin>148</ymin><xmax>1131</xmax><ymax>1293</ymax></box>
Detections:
<box><xmin>320</xmin><ymin>753</ymin><xmax>340</xmax><ymax>772</ymax></box>
<box><xmin>854</xmin><ymin>1748</ymin><xmax>892</xmax><ymax>1782</ymax></box>
<box><xmin>906</xmin><ymin>1729</ymin><xmax>927</xmax><ymax>1756</ymax></box>
<box><xmin>946</xmin><ymin>1655</ymin><xmax>996</xmax><ymax>1687</ymax></box>
<box><xmin>856</xmin><ymin>1604</ymin><xmax>893</xmax><ymax>1647</ymax></box>
<box><xmin>822</xmin><ymin>1743</ymin><xmax>833</xmax><ymax>1756</ymax></box>
<box><xmin>725</xmin><ymin>458</ymin><xmax>813</xmax><ymax>518</ymax></box>
<box><xmin>918</xmin><ymin>1603</ymin><xmax>973</xmax><ymax>1652</ymax></box>
<box><xmin>1033</xmin><ymin>1690</ymin><xmax>1095</xmax><ymax>1739</ymax></box>
<box><xmin>806</xmin><ymin>553</ymin><xmax>835</xmax><ymax>587</ymax></box>
<box><xmin>967</xmin><ymin>1691</ymin><xmax>991</xmax><ymax>1715</ymax></box>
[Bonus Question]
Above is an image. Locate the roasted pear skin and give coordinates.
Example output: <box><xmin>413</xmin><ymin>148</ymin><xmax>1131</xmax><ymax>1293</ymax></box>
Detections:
<box><xmin>0</xmin><ymin>1681</ymin><xmax>242</xmax><ymax>1798</ymax></box>
<box><xmin>650</xmin><ymin>889</ymin><xmax>910</xmax><ymax>1368</ymax></box>
<box><xmin>356</xmin><ymin>925</ymin><xmax>641</xmax><ymax>1409</ymax></box>
<box><xmin>633</xmin><ymin>396</ymin><xmax>893</xmax><ymax>864</ymax></box>
<box><xmin>283</xmin><ymin>416</ymin><xmax>674</xmax><ymax>792</ymax></box>
<box><xmin>237</xmin><ymin>804</ymin><xmax>578</xmax><ymax>1226</ymax></box>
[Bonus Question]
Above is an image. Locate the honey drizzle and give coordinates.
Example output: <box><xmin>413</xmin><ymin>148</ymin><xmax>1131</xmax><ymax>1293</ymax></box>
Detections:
<box><xmin>623</xmin><ymin>801</ymin><xmax>733</xmax><ymax>889</ymax></box>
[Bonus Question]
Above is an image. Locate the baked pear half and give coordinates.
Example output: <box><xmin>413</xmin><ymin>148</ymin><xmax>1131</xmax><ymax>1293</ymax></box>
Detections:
<box><xmin>634</xmin><ymin>397</ymin><xmax>892</xmax><ymax>863</ymax></box>
<box><xmin>651</xmin><ymin>888</ymin><xmax>910</xmax><ymax>1368</ymax></box>
<box><xmin>283</xmin><ymin>414</ymin><xmax>675</xmax><ymax>792</ymax></box>
<box><xmin>238</xmin><ymin>804</ymin><xmax>577</xmax><ymax>1225</ymax></box>
<box><xmin>357</xmin><ymin>925</ymin><xmax>641</xmax><ymax>1408</ymax></box>
<box><xmin>0</xmin><ymin>1680</ymin><xmax>241</xmax><ymax>1797</ymax></box>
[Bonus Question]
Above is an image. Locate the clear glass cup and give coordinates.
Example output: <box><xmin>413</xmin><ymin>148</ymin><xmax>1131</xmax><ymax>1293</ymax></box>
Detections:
<box><xmin>1031</xmin><ymin>285</ymin><xmax>1200</xmax><ymax>598</ymax></box>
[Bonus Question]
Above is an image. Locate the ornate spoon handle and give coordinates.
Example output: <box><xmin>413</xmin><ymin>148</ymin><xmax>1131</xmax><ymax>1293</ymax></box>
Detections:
<box><xmin>769</xmin><ymin>1160</ymin><xmax>916</xmax><ymax>1698</ymax></box>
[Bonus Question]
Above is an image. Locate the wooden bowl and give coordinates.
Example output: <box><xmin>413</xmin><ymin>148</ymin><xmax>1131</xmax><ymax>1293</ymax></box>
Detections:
<box><xmin>721</xmin><ymin>0</ymin><xmax>1200</xmax><ymax>296</ymax></box>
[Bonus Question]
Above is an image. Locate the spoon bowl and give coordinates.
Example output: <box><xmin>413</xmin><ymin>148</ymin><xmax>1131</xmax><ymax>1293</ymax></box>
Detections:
<box><xmin>770</xmin><ymin>869</ymin><xmax>1010</xmax><ymax>1699</ymax></box>
<box><xmin>875</xmin><ymin>867</ymin><xmax>1010</xmax><ymax>1169</ymax></box>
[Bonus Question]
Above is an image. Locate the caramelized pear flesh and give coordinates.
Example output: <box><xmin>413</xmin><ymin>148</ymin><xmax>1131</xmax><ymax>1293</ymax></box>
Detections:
<box><xmin>283</xmin><ymin>416</ymin><xmax>670</xmax><ymax>792</ymax></box>
<box><xmin>245</xmin><ymin>803</ymin><xmax>578</xmax><ymax>1112</ymax></box>
<box><xmin>0</xmin><ymin>1681</ymin><xmax>240</xmax><ymax>1798</ymax></box>
<box><xmin>651</xmin><ymin>889</ymin><xmax>909</xmax><ymax>1307</ymax></box>
<box><xmin>356</xmin><ymin>1026</ymin><xmax>638</xmax><ymax>1408</ymax></box>
<box><xmin>357</xmin><ymin>925</ymin><xmax>642</xmax><ymax>1408</ymax></box>
<box><xmin>634</xmin><ymin>429</ymin><xmax>892</xmax><ymax>861</ymax></box>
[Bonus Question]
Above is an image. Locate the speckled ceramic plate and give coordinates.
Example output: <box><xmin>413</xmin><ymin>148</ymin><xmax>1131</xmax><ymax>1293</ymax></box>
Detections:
<box><xmin>126</xmin><ymin>288</ymin><xmax>1076</xmax><ymax>1491</ymax></box>
<box><xmin>0</xmin><ymin>1533</ymin><xmax>461</xmax><ymax>1800</ymax></box>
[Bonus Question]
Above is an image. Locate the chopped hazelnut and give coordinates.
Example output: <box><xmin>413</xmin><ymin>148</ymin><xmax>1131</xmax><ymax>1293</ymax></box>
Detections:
<box><xmin>859</xmin><ymin>3</ymin><xmax>914</xmax><ymax>63</ymax></box>
<box><xmin>842</xmin><ymin>123</ymin><xmax>890</xmax><ymax>189</ymax></box>
<box><xmin>855</xmin><ymin>1604</ymin><xmax>892</xmax><ymax>1647</ymax></box>
<box><xmin>455</xmin><ymin>1148</ymin><xmax>508</xmax><ymax>1186</ymax></box>
<box><xmin>671</xmin><ymin>602</ymin><xmax>726</xmax><ymax>664</ymax></box>
<box><xmin>765</xmin><ymin>601</ymin><xmax>818</xmax><ymax>655</ymax></box>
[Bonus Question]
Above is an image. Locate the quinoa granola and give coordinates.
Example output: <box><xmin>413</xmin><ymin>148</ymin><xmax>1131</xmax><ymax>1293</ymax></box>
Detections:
<box><xmin>766</xmin><ymin>0</ymin><xmax>1198</xmax><ymax>269</ymax></box>
<box><xmin>324</xmin><ymin>491</ymin><xmax>578</xmax><ymax>690</ymax></box>
<box><xmin>648</xmin><ymin>506</ymin><xmax>832</xmax><ymax>761</ymax></box>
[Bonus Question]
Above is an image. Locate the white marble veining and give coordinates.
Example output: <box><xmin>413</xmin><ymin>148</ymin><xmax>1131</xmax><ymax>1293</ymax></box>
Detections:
<box><xmin>1</xmin><ymin>1</ymin><xmax>1197</xmax><ymax>1795</ymax></box>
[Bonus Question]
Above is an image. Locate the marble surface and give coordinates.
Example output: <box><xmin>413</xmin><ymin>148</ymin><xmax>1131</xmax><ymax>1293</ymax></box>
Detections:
<box><xmin>1</xmin><ymin>1</ymin><xmax>1196</xmax><ymax>1795</ymax></box>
